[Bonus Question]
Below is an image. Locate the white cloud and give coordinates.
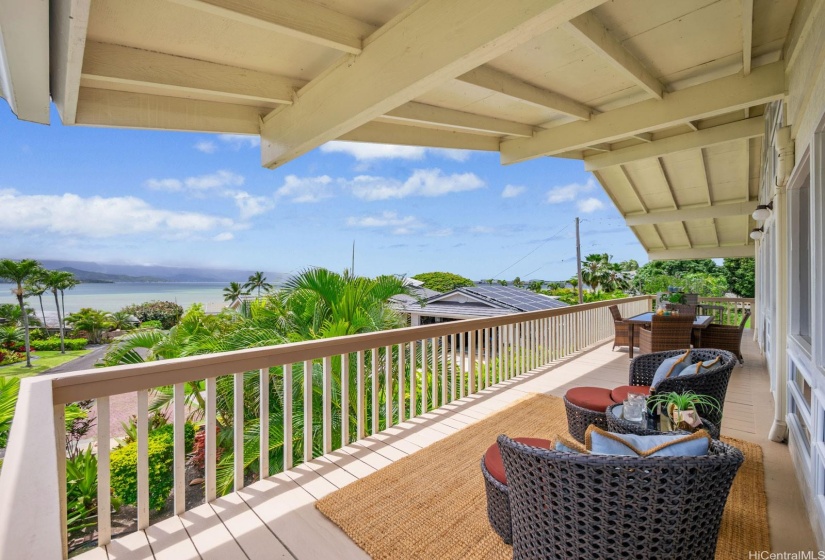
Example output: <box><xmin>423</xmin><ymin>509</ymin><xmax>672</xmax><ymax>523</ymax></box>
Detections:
<box><xmin>213</xmin><ymin>232</ymin><xmax>234</xmax><ymax>241</ymax></box>
<box><xmin>184</xmin><ymin>170</ymin><xmax>244</xmax><ymax>190</ymax></box>
<box><xmin>501</xmin><ymin>184</ymin><xmax>526</xmax><ymax>198</ymax></box>
<box><xmin>145</xmin><ymin>178</ymin><xmax>183</xmax><ymax>191</ymax></box>
<box><xmin>346</xmin><ymin>211</ymin><xmax>423</xmax><ymax>235</ymax></box>
<box><xmin>343</xmin><ymin>169</ymin><xmax>484</xmax><ymax>201</ymax></box>
<box><xmin>218</xmin><ymin>134</ymin><xmax>260</xmax><ymax>150</ymax></box>
<box><xmin>437</xmin><ymin>149</ymin><xmax>471</xmax><ymax>162</ymax></box>
<box><xmin>194</xmin><ymin>141</ymin><xmax>217</xmax><ymax>154</ymax></box>
<box><xmin>321</xmin><ymin>142</ymin><xmax>427</xmax><ymax>161</ymax></box>
<box><xmin>545</xmin><ymin>178</ymin><xmax>596</xmax><ymax>204</ymax></box>
<box><xmin>577</xmin><ymin>197</ymin><xmax>605</xmax><ymax>213</ymax></box>
<box><xmin>275</xmin><ymin>175</ymin><xmax>334</xmax><ymax>203</ymax></box>
<box><xmin>0</xmin><ymin>189</ymin><xmax>234</xmax><ymax>238</ymax></box>
<box><xmin>231</xmin><ymin>192</ymin><xmax>275</xmax><ymax>219</ymax></box>
<box><xmin>469</xmin><ymin>225</ymin><xmax>496</xmax><ymax>234</ymax></box>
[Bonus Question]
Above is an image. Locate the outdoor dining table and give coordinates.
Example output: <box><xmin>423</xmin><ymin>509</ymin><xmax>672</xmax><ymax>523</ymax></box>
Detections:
<box><xmin>624</xmin><ymin>312</ymin><xmax>714</xmax><ymax>358</ymax></box>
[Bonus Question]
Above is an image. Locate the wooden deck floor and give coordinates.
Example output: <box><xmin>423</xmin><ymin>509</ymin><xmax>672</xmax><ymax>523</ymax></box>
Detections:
<box><xmin>78</xmin><ymin>333</ymin><xmax>817</xmax><ymax>559</ymax></box>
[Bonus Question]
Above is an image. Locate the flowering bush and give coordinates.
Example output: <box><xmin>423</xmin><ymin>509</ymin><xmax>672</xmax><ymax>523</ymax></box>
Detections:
<box><xmin>121</xmin><ymin>301</ymin><xmax>183</xmax><ymax>329</ymax></box>
<box><xmin>0</xmin><ymin>349</ymin><xmax>26</xmax><ymax>365</ymax></box>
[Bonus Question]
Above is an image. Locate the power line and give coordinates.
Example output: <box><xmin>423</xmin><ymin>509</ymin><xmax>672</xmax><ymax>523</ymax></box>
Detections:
<box><xmin>492</xmin><ymin>222</ymin><xmax>572</xmax><ymax>279</ymax></box>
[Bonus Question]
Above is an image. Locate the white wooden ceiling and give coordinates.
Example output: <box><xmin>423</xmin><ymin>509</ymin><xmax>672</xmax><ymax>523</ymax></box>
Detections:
<box><xmin>3</xmin><ymin>0</ymin><xmax>803</xmax><ymax>259</ymax></box>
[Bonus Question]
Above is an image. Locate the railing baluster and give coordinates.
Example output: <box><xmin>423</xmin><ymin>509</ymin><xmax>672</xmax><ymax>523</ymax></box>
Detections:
<box><xmin>234</xmin><ymin>373</ymin><xmax>244</xmax><ymax>491</ymax></box>
<box><xmin>398</xmin><ymin>343</ymin><xmax>406</xmax><ymax>423</ymax></box>
<box><xmin>260</xmin><ymin>369</ymin><xmax>269</xmax><ymax>479</ymax></box>
<box><xmin>341</xmin><ymin>353</ymin><xmax>349</xmax><ymax>446</ymax></box>
<box><xmin>421</xmin><ymin>339</ymin><xmax>428</xmax><ymax>413</ymax></box>
<box><xmin>432</xmin><ymin>338</ymin><xmax>439</xmax><ymax>408</ymax></box>
<box><xmin>385</xmin><ymin>346</ymin><xmax>392</xmax><ymax>428</ymax></box>
<box><xmin>458</xmin><ymin>333</ymin><xmax>465</xmax><ymax>398</ymax></box>
<box><xmin>97</xmin><ymin>396</ymin><xmax>112</xmax><ymax>545</ymax></box>
<box><xmin>491</xmin><ymin>326</ymin><xmax>498</xmax><ymax>385</ymax></box>
<box><xmin>441</xmin><ymin>335</ymin><xmax>448</xmax><ymax>405</ymax></box>
<box><xmin>303</xmin><ymin>361</ymin><xmax>313</xmax><ymax>463</ymax></box>
<box><xmin>54</xmin><ymin>404</ymin><xmax>67</xmax><ymax>559</ymax></box>
<box><xmin>323</xmin><ymin>356</ymin><xmax>332</xmax><ymax>454</ymax></box>
<box><xmin>449</xmin><ymin>334</ymin><xmax>456</xmax><ymax>401</ymax></box>
<box><xmin>484</xmin><ymin>327</ymin><xmax>490</xmax><ymax>388</ymax></box>
<box><xmin>371</xmin><ymin>349</ymin><xmax>379</xmax><ymax>434</ymax></box>
<box><xmin>409</xmin><ymin>341</ymin><xmax>416</xmax><ymax>418</ymax></box>
<box><xmin>284</xmin><ymin>363</ymin><xmax>293</xmax><ymax>470</ymax></box>
<box><xmin>173</xmin><ymin>384</ymin><xmax>185</xmax><ymax>513</ymax></box>
<box><xmin>137</xmin><ymin>389</ymin><xmax>149</xmax><ymax>528</ymax></box>
<box><xmin>206</xmin><ymin>378</ymin><xmax>217</xmax><ymax>501</ymax></box>
<box><xmin>357</xmin><ymin>350</ymin><xmax>365</xmax><ymax>440</ymax></box>
<box><xmin>468</xmin><ymin>330</ymin><xmax>476</xmax><ymax>394</ymax></box>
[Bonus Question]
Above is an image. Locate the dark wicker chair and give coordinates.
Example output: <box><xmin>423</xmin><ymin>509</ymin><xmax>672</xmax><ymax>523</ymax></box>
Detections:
<box><xmin>481</xmin><ymin>456</ymin><xmax>512</xmax><ymax>544</ymax></box>
<box><xmin>698</xmin><ymin>311</ymin><xmax>751</xmax><ymax>363</ymax></box>
<box><xmin>562</xmin><ymin>396</ymin><xmax>610</xmax><ymax>443</ymax></box>
<box><xmin>630</xmin><ymin>349</ymin><xmax>736</xmax><ymax>428</ymax></box>
<box><xmin>498</xmin><ymin>435</ymin><xmax>744</xmax><ymax>560</ymax></box>
<box><xmin>608</xmin><ymin>304</ymin><xmax>631</xmax><ymax>351</ymax></box>
<box><xmin>638</xmin><ymin>314</ymin><xmax>695</xmax><ymax>354</ymax></box>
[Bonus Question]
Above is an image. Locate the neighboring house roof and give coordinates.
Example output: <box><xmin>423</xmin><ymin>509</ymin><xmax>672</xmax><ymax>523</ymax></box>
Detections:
<box><xmin>401</xmin><ymin>285</ymin><xmax>568</xmax><ymax>319</ymax></box>
<box><xmin>389</xmin><ymin>286</ymin><xmax>441</xmax><ymax>308</ymax></box>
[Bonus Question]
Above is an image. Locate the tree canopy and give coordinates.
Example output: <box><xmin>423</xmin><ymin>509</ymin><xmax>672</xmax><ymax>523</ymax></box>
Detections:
<box><xmin>411</xmin><ymin>271</ymin><xmax>474</xmax><ymax>293</ymax></box>
<box><xmin>722</xmin><ymin>258</ymin><xmax>755</xmax><ymax>297</ymax></box>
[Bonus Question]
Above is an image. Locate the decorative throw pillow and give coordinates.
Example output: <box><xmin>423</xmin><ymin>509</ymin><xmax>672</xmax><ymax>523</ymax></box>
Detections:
<box><xmin>584</xmin><ymin>426</ymin><xmax>710</xmax><ymax>457</ymax></box>
<box><xmin>651</xmin><ymin>349</ymin><xmax>692</xmax><ymax>389</ymax></box>
<box><xmin>554</xmin><ymin>434</ymin><xmax>586</xmax><ymax>454</ymax></box>
<box><xmin>680</xmin><ymin>356</ymin><xmax>722</xmax><ymax>377</ymax></box>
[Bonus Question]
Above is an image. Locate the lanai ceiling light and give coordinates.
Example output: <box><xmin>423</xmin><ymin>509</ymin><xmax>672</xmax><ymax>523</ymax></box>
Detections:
<box><xmin>752</xmin><ymin>201</ymin><xmax>774</xmax><ymax>221</ymax></box>
<box><xmin>750</xmin><ymin>227</ymin><xmax>765</xmax><ymax>240</ymax></box>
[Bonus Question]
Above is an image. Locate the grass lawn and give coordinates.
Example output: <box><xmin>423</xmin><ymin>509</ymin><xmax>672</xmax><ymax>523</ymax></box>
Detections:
<box><xmin>0</xmin><ymin>350</ymin><xmax>92</xmax><ymax>378</ymax></box>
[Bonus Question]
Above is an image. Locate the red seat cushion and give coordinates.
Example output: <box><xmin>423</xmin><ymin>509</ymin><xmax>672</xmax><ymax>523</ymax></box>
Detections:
<box><xmin>610</xmin><ymin>385</ymin><xmax>652</xmax><ymax>403</ymax></box>
<box><xmin>565</xmin><ymin>387</ymin><xmax>615</xmax><ymax>412</ymax></box>
<box><xmin>484</xmin><ymin>437</ymin><xmax>551</xmax><ymax>485</ymax></box>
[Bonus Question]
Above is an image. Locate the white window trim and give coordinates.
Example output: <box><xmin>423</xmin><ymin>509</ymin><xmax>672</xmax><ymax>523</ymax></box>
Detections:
<box><xmin>786</xmin><ymin>148</ymin><xmax>813</xmax><ymax>354</ymax></box>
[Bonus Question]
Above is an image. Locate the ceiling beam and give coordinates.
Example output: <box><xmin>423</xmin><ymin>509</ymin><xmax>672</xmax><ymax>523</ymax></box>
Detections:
<box><xmin>742</xmin><ymin>138</ymin><xmax>752</xmax><ymax>201</ymax></box>
<box><xmin>681</xmin><ymin>222</ymin><xmax>693</xmax><ymax>248</ymax></box>
<box><xmin>340</xmin><ymin>121</ymin><xmax>500</xmax><ymax>151</ymax></box>
<box><xmin>0</xmin><ymin>0</ymin><xmax>50</xmax><ymax>123</ymax></box>
<box><xmin>697</xmin><ymin>148</ymin><xmax>713</xmax><ymax>206</ymax></box>
<box><xmin>583</xmin><ymin>117</ymin><xmax>765</xmax><ymax>170</ymax></box>
<box><xmin>456</xmin><ymin>66</ymin><xmax>592</xmax><ymax>120</ymax></box>
<box><xmin>655</xmin><ymin>157</ymin><xmax>678</xmax><ymax>209</ymax></box>
<box><xmin>619</xmin><ymin>165</ymin><xmax>648</xmax><ymax>213</ymax></box>
<box><xmin>74</xmin><ymin>87</ymin><xmax>265</xmax><ymax>134</ymax></box>
<box><xmin>166</xmin><ymin>0</ymin><xmax>374</xmax><ymax>54</ymax></box>
<box><xmin>50</xmin><ymin>0</ymin><xmax>91</xmax><ymax>124</ymax></box>
<box><xmin>624</xmin><ymin>201</ymin><xmax>758</xmax><ymax>225</ymax></box>
<box><xmin>260</xmin><ymin>0</ymin><xmax>605</xmax><ymax>169</ymax></box>
<box><xmin>648</xmin><ymin>245</ymin><xmax>754</xmax><ymax>260</ymax></box>
<box><xmin>685</xmin><ymin>121</ymin><xmax>699</xmax><ymax>131</ymax></box>
<box><xmin>384</xmin><ymin>102</ymin><xmax>534</xmax><ymax>137</ymax></box>
<box><xmin>502</xmin><ymin>61</ymin><xmax>783</xmax><ymax>164</ymax></box>
<box><xmin>564</xmin><ymin>11</ymin><xmax>663</xmax><ymax>99</ymax></box>
<box><xmin>742</xmin><ymin>0</ymin><xmax>753</xmax><ymax>75</ymax></box>
<box><xmin>632</xmin><ymin>132</ymin><xmax>653</xmax><ymax>143</ymax></box>
<box><xmin>81</xmin><ymin>42</ymin><xmax>304</xmax><ymax>106</ymax></box>
<box><xmin>652</xmin><ymin>224</ymin><xmax>668</xmax><ymax>250</ymax></box>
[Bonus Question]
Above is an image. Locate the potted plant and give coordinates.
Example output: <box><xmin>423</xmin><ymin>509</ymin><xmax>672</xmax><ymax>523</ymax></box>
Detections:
<box><xmin>646</xmin><ymin>391</ymin><xmax>721</xmax><ymax>432</ymax></box>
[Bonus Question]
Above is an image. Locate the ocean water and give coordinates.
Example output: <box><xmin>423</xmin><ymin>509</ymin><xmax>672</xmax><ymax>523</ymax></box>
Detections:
<box><xmin>0</xmin><ymin>282</ymin><xmax>229</xmax><ymax>318</ymax></box>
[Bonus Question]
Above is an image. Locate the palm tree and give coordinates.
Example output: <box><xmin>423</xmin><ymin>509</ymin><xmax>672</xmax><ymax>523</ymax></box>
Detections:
<box><xmin>0</xmin><ymin>259</ymin><xmax>41</xmax><ymax>367</ymax></box>
<box><xmin>44</xmin><ymin>270</ymin><xmax>76</xmax><ymax>354</ymax></box>
<box><xmin>108</xmin><ymin>311</ymin><xmax>136</xmax><ymax>331</ymax></box>
<box><xmin>58</xmin><ymin>273</ymin><xmax>79</xmax><ymax>324</ymax></box>
<box><xmin>512</xmin><ymin>276</ymin><xmax>523</xmax><ymax>288</ymax></box>
<box><xmin>223</xmin><ymin>281</ymin><xmax>248</xmax><ymax>303</ymax></box>
<box><xmin>65</xmin><ymin>308</ymin><xmax>112</xmax><ymax>345</ymax></box>
<box><xmin>603</xmin><ymin>263</ymin><xmax>630</xmax><ymax>292</ymax></box>
<box><xmin>243</xmin><ymin>271</ymin><xmax>272</xmax><ymax>298</ymax></box>
<box><xmin>24</xmin><ymin>268</ymin><xmax>49</xmax><ymax>332</ymax></box>
<box><xmin>497</xmin><ymin>279</ymin><xmax>508</xmax><ymax>286</ymax></box>
<box><xmin>581</xmin><ymin>253</ymin><xmax>610</xmax><ymax>292</ymax></box>
<box><xmin>527</xmin><ymin>280</ymin><xmax>543</xmax><ymax>292</ymax></box>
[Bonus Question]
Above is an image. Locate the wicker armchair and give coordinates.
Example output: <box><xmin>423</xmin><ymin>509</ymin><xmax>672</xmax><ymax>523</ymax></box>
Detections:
<box><xmin>608</xmin><ymin>304</ymin><xmax>631</xmax><ymax>351</ymax></box>
<box><xmin>698</xmin><ymin>311</ymin><xmax>751</xmax><ymax>363</ymax></box>
<box><xmin>498</xmin><ymin>435</ymin><xmax>744</xmax><ymax>560</ymax></box>
<box><xmin>638</xmin><ymin>314</ymin><xmax>695</xmax><ymax>354</ymax></box>
<box><xmin>666</xmin><ymin>302</ymin><xmax>697</xmax><ymax>315</ymax></box>
<box><xmin>629</xmin><ymin>349</ymin><xmax>736</xmax><ymax>427</ymax></box>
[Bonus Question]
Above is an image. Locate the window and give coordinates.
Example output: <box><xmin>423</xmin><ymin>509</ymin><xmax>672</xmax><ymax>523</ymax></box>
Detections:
<box><xmin>789</xmin><ymin>172</ymin><xmax>812</xmax><ymax>349</ymax></box>
<box><xmin>788</xmin><ymin>360</ymin><xmax>813</xmax><ymax>457</ymax></box>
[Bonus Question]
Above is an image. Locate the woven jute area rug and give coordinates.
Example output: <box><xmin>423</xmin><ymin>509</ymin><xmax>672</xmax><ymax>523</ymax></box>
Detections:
<box><xmin>316</xmin><ymin>393</ymin><xmax>770</xmax><ymax>560</ymax></box>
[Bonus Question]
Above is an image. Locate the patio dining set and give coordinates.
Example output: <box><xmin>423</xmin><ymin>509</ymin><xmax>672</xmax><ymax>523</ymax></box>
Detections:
<box><xmin>480</xmin><ymin>302</ymin><xmax>753</xmax><ymax>559</ymax></box>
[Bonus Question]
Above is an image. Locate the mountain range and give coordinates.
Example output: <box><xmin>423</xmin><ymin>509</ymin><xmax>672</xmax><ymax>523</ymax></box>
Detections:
<box><xmin>38</xmin><ymin>260</ymin><xmax>288</xmax><ymax>284</ymax></box>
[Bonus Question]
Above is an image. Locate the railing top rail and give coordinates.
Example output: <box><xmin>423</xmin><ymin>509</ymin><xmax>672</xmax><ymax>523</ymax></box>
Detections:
<box><xmin>47</xmin><ymin>295</ymin><xmax>652</xmax><ymax>404</ymax></box>
<box><xmin>697</xmin><ymin>297</ymin><xmax>755</xmax><ymax>302</ymax></box>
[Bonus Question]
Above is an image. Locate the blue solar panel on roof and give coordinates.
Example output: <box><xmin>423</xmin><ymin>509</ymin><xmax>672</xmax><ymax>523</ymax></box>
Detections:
<box><xmin>461</xmin><ymin>286</ymin><xmax>567</xmax><ymax>312</ymax></box>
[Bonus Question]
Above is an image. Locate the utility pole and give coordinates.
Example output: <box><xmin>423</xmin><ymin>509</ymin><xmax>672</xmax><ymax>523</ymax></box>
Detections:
<box><xmin>575</xmin><ymin>217</ymin><xmax>583</xmax><ymax>305</ymax></box>
<box><xmin>351</xmin><ymin>241</ymin><xmax>356</xmax><ymax>277</ymax></box>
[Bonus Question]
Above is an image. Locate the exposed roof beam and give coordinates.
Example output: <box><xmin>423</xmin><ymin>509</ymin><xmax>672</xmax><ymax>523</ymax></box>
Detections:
<box><xmin>648</xmin><ymin>245</ymin><xmax>754</xmax><ymax>260</ymax></box>
<box><xmin>619</xmin><ymin>165</ymin><xmax>648</xmax><ymax>213</ymax></box>
<box><xmin>742</xmin><ymin>0</ymin><xmax>753</xmax><ymax>75</ymax></box>
<box><xmin>261</xmin><ymin>0</ymin><xmax>606</xmax><ymax>169</ymax></box>
<box><xmin>712</xmin><ymin>219</ymin><xmax>721</xmax><ymax>247</ymax></box>
<box><xmin>501</xmin><ymin>61</ymin><xmax>783</xmax><ymax>164</ymax></box>
<box><xmin>624</xmin><ymin>201</ymin><xmax>758</xmax><ymax>225</ymax></box>
<box><xmin>166</xmin><ymin>0</ymin><xmax>374</xmax><ymax>54</ymax></box>
<box><xmin>584</xmin><ymin>117</ymin><xmax>764</xmax><ymax>170</ymax></box>
<box><xmin>586</xmin><ymin>143</ymin><xmax>611</xmax><ymax>152</ymax></box>
<box><xmin>456</xmin><ymin>66</ymin><xmax>592</xmax><ymax>120</ymax></box>
<box><xmin>654</xmin><ymin>157</ymin><xmax>678</xmax><ymax>209</ymax></box>
<box><xmin>652</xmin><ymin>224</ymin><xmax>668</xmax><ymax>250</ymax></box>
<box><xmin>75</xmin><ymin>88</ymin><xmax>265</xmax><ymax>134</ymax></box>
<box><xmin>82</xmin><ymin>41</ymin><xmax>303</xmax><ymax>106</ymax></box>
<box><xmin>685</xmin><ymin>121</ymin><xmax>699</xmax><ymax>131</ymax></box>
<box><xmin>340</xmin><ymin>121</ymin><xmax>500</xmax><ymax>151</ymax></box>
<box><xmin>0</xmin><ymin>0</ymin><xmax>50</xmax><ymax>123</ymax></box>
<box><xmin>697</xmin><ymin>148</ymin><xmax>713</xmax><ymax>206</ymax></box>
<box><xmin>783</xmin><ymin>0</ymin><xmax>823</xmax><ymax>72</ymax></box>
<box><xmin>682</xmin><ymin>222</ymin><xmax>693</xmax><ymax>248</ymax></box>
<box><xmin>564</xmin><ymin>11</ymin><xmax>663</xmax><ymax>99</ymax></box>
<box><xmin>50</xmin><ymin>0</ymin><xmax>91</xmax><ymax>124</ymax></box>
<box><xmin>501</xmin><ymin>61</ymin><xmax>785</xmax><ymax>164</ymax></box>
<box><xmin>632</xmin><ymin>132</ymin><xmax>653</xmax><ymax>143</ymax></box>
<box><xmin>384</xmin><ymin>102</ymin><xmax>534</xmax><ymax>137</ymax></box>
<box><xmin>742</xmin><ymin>138</ymin><xmax>751</xmax><ymax>201</ymax></box>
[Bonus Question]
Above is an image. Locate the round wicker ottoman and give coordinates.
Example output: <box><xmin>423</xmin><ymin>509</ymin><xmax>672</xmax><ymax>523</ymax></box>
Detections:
<box><xmin>563</xmin><ymin>387</ymin><xmax>615</xmax><ymax>443</ymax></box>
<box><xmin>481</xmin><ymin>437</ymin><xmax>551</xmax><ymax>544</ymax></box>
<box><xmin>606</xmin><ymin>403</ymin><xmax>721</xmax><ymax>439</ymax></box>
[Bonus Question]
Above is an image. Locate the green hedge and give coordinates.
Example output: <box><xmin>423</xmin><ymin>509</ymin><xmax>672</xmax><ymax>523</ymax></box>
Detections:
<box><xmin>30</xmin><ymin>338</ymin><xmax>88</xmax><ymax>351</ymax></box>
<box><xmin>110</xmin><ymin>423</ymin><xmax>194</xmax><ymax>510</ymax></box>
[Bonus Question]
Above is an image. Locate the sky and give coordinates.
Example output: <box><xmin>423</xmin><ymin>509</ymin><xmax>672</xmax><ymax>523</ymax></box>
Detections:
<box><xmin>0</xmin><ymin>105</ymin><xmax>647</xmax><ymax>281</ymax></box>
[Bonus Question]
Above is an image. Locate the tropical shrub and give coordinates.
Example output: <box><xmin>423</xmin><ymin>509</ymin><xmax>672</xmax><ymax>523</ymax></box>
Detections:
<box><xmin>138</xmin><ymin>320</ymin><xmax>163</xmax><ymax>329</ymax></box>
<box><xmin>0</xmin><ymin>377</ymin><xmax>21</xmax><ymax>448</ymax></box>
<box><xmin>0</xmin><ymin>350</ymin><xmax>25</xmax><ymax>366</ymax></box>
<box><xmin>30</xmin><ymin>337</ymin><xmax>88</xmax><ymax>351</ymax></box>
<box><xmin>122</xmin><ymin>301</ymin><xmax>183</xmax><ymax>330</ymax></box>
<box><xmin>110</xmin><ymin>423</ymin><xmax>194</xmax><ymax>510</ymax></box>
<box><xmin>411</xmin><ymin>271</ymin><xmax>474</xmax><ymax>293</ymax></box>
<box><xmin>544</xmin><ymin>288</ymin><xmax>627</xmax><ymax>305</ymax></box>
<box><xmin>65</xmin><ymin>308</ymin><xmax>112</xmax><ymax>344</ymax></box>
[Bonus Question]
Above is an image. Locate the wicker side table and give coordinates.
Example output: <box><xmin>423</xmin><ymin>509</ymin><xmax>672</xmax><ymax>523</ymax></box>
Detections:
<box><xmin>606</xmin><ymin>403</ymin><xmax>720</xmax><ymax>439</ymax></box>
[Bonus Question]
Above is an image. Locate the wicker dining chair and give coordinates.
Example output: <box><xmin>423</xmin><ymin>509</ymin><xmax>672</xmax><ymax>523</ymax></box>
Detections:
<box><xmin>498</xmin><ymin>435</ymin><xmax>744</xmax><ymax>560</ymax></box>
<box><xmin>698</xmin><ymin>311</ymin><xmax>751</xmax><ymax>363</ymax></box>
<box><xmin>638</xmin><ymin>313</ymin><xmax>695</xmax><ymax>354</ymax></box>
<box><xmin>608</xmin><ymin>304</ymin><xmax>631</xmax><ymax>351</ymax></box>
<box><xmin>666</xmin><ymin>302</ymin><xmax>697</xmax><ymax>315</ymax></box>
<box><xmin>630</xmin><ymin>349</ymin><xmax>736</xmax><ymax>427</ymax></box>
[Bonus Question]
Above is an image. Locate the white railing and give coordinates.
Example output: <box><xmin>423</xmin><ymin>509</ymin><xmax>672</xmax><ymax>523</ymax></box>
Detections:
<box><xmin>0</xmin><ymin>296</ymin><xmax>652</xmax><ymax>559</ymax></box>
<box><xmin>698</xmin><ymin>297</ymin><xmax>755</xmax><ymax>327</ymax></box>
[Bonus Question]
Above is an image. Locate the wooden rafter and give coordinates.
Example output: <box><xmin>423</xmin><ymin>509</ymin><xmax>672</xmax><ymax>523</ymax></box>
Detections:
<box><xmin>649</xmin><ymin>245</ymin><xmax>754</xmax><ymax>260</ymax></box>
<box><xmin>698</xmin><ymin>147</ymin><xmax>714</xmax><ymax>206</ymax></box>
<box><xmin>742</xmin><ymin>0</ymin><xmax>754</xmax><ymax>75</ymax></box>
<box><xmin>655</xmin><ymin>157</ymin><xmax>679</xmax><ymax>210</ymax></box>
<box><xmin>623</xmin><ymin>201</ymin><xmax>758</xmax><ymax>225</ymax></box>
<box><xmin>743</xmin><ymin>138</ymin><xmax>752</xmax><ymax>201</ymax></box>
<box><xmin>384</xmin><ymin>102</ymin><xmax>534</xmax><ymax>137</ymax></box>
<box><xmin>50</xmin><ymin>0</ymin><xmax>91</xmax><ymax>124</ymax></box>
<box><xmin>340</xmin><ymin>122</ymin><xmax>500</xmax><ymax>151</ymax></box>
<box><xmin>564</xmin><ymin>11</ymin><xmax>663</xmax><ymax>99</ymax></box>
<box><xmin>652</xmin><ymin>224</ymin><xmax>668</xmax><ymax>250</ymax></box>
<box><xmin>681</xmin><ymin>222</ymin><xmax>693</xmax><ymax>248</ymax></box>
<box><xmin>261</xmin><ymin>0</ymin><xmax>606</xmax><ymax>168</ymax></box>
<box><xmin>712</xmin><ymin>218</ymin><xmax>721</xmax><ymax>247</ymax></box>
<box><xmin>619</xmin><ymin>165</ymin><xmax>648</xmax><ymax>213</ymax></box>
